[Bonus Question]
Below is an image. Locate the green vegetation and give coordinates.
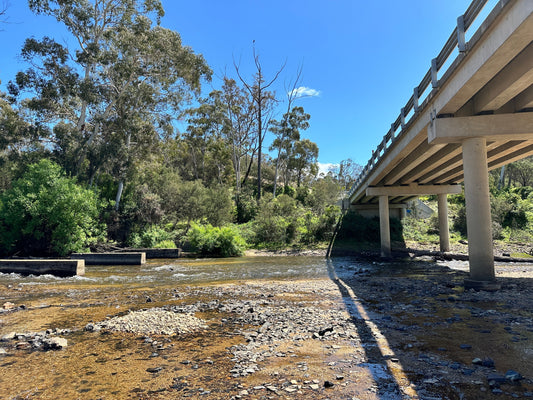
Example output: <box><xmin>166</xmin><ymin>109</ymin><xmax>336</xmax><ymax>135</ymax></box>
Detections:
<box><xmin>0</xmin><ymin>1</ymin><xmax>361</xmax><ymax>257</ymax></box>
<box><xmin>187</xmin><ymin>223</ymin><xmax>246</xmax><ymax>257</ymax></box>
<box><xmin>0</xmin><ymin>1</ymin><xmax>530</xmax><ymax>258</ymax></box>
<box><xmin>0</xmin><ymin>160</ymin><xmax>105</xmax><ymax>256</ymax></box>
<box><xmin>402</xmin><ymin>167</ymin><xmax>533</xmax><ymax>250</ymax></box>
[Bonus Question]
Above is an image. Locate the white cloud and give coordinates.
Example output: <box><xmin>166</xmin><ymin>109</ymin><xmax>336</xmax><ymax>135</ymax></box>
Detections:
<box><xmin>290</xmin><ymin>86</ymin><xmax>321</xmax><ymax>98</ymax></box>
<box><xmin>317</xmin><ymin>162</ymin><xmax>337</xmax><ymax>176</ymax></box>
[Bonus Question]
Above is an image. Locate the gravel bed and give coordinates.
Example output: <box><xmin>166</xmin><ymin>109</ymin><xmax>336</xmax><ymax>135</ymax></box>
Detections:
<box><xmin>89</xmin><ymin>308</ymin><xmax>207</xmax><ymax>335</ymax></box>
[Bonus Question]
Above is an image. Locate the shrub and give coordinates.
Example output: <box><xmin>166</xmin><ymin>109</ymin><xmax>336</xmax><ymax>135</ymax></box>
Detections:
<box><xmin>187</xmin><ymin>223</ymin><xmax>246</xmax><ymax>257</ymax></box>
<box><xmin>0</xmin><ymin>159</ymin><xmax>105</xmax><ymax>256</ymax></box>
<box><xmin>154</xmin><ymin>240</ymin><xmax>177</xmax><ymax>249</ymax></box>
<box><xmin>128</xmin><ymin>225</ymin><xmax>177</xmax><ymax>248</ymax></box>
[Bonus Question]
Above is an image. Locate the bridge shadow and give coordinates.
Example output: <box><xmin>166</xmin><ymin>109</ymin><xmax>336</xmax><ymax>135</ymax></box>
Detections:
<box><xmin>325</xmin><ymin>256</ymin><xmax>533</xmax><ymax>399</ymax></box>
<box><xmin>327</xmin><ymin>210</ymin><xmax>406</xmax><ymax>258</ymax></box>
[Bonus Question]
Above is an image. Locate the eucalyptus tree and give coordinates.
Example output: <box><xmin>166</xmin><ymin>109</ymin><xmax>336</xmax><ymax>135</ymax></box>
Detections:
<box><xmin>220</xmin><ymin>77</ymin><xmax>257</xmax><ymax>199</ymax></box>
<box><xmin>10</xmin><ymin>0</ymin><xmax>211</xmax><ymax>209</ymax></box>
<box><xmin>330</xmin><ymin>158</ymin><xmax>363</xmax><ymax>190</ymax></box>
<box><xmin>288</xmin><ymin>138</ymin><xmax>319</xmax><ymax>187</ymax></box>
<box><xmin>182</xmin><ymin>90</ymin><xmax>234</xmax><ymax>187</ymax></box>
<box><xmin>270</xmin><ymin>106</ymin><xmax>310</xmax><ymax>194</ymax></box>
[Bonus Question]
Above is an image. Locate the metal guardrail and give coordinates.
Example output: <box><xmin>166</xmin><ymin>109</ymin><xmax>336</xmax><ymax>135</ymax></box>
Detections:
<box><xmin>347</xmin><ymin>0</ymin><xmax>491</xmax><ymax>198</ymax></box>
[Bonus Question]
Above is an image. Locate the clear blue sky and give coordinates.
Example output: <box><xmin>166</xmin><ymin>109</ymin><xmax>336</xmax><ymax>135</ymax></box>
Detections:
<box><xmin>0</xmin><ymin>0</ymin><xmax>498</xmax><ymax>171</ymax></box>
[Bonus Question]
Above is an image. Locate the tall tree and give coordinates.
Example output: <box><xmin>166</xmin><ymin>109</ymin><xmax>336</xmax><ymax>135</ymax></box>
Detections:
<box><xmin>329</xmin><ymin>158</ymin><xmax>363</xmax><ymax>190</ymax></box>
<box><xmin>220</xmin><ymin>77</ymin><xmax>257</xmax><ymax>199</ymax></box>
<box><xmin>235</xmin><ymin>45</ymin><xmax>282</xmax><ymax>200</ymax></box>
<box><xmin>269</xmin><ymin>106</ymin><xmax>310</xmax><ymax>194</ymax></box>
<box><xmin>10</xmin><ymin>0</ymin><xmax>211</xmax><ymax>209</ymax></box>
<box><xmin>288</xmin><ymin>138</ymin><xmax>319</xmax><ymax>187</ymax></box>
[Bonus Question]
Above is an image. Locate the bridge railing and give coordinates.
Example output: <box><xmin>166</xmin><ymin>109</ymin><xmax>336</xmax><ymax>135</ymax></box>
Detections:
<box><xmin>348</xmin><ymin>0</ymin><xmax>492</xmax><ymax>199</ymax></box>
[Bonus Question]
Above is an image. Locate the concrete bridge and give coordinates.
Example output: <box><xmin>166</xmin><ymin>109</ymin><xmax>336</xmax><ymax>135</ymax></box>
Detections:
<box><xmin>347</xmin><ymin>0</ymin><xmax>533</xmax><ymax>290</ymax></box>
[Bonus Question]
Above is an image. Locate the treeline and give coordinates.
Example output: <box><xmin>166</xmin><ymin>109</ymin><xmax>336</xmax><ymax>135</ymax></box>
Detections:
<box><xmin>0</xmin><ymin>0</ymin><xmax>360</xmax><ymax>257</ymax></box>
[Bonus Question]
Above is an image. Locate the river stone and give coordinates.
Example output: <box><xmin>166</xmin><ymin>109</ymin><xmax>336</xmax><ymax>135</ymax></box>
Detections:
<box><xmin>43</xmin><ymin>337</ymin><xmax>68</xmax><ymax>350</ymax></box>
<box><xmin>1</xmin><ymin>332</ymin><xmax>17</xmax><ymax>341</ymax></box>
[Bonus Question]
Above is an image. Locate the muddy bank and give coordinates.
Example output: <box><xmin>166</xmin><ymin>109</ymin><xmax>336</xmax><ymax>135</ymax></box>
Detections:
<box><xmin>0</xmin><ymin>259</ymin><xmax>531</xmax><ymax>399</ymax></box>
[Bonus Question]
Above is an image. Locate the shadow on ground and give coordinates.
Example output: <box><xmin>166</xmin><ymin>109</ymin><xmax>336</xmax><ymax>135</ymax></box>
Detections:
<box><xmin>326</xmin><ymin>256</ymin><xmax>533</xmax><ymax>399</ymax></box>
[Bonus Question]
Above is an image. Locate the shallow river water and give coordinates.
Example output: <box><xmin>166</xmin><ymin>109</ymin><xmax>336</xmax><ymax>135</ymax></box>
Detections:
<box><xmin>1</xmin><ymin>256</ymin><xmax>339</xmax><ymax>288</ymax></box>
<box><xmin>0</xmin><ymin>256</ymin><xmax>532</xmax><ymax>400</ymax></box>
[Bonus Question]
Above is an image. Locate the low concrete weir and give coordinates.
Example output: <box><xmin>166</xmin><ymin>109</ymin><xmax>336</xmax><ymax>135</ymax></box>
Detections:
<box><xmin>0</xmin><ymin>259</ymin><xmax>85</xmax><ymax>277</ymax></box>
<box><xmin>116</xmin><ymin>248</ymin><xmax>181</xmax><ymax>259</ymax></box>
<box><xmin>71</xmin><ymin>252</ymin><xmax>146</xmax><ymax>265</ymax></box>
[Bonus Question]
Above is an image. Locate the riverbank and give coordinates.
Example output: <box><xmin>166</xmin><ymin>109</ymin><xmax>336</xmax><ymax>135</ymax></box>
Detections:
<box><xmin>0</xmin><ymin>257</ymin><xmax>531</xmax><ymax>399</ymax></box>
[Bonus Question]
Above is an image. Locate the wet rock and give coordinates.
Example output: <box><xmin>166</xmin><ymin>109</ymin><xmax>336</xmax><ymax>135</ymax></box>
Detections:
<box><xmin>84</xmin><ymin>323</ymin><xmax>101</xmax><ymax>332</ymax></box>
<box><xmin>1</xmin><ymin>332</ymin><xmax>16</xmax><ymax>341</ymax></box>
<box><xmin>43</xmin><ymin>337</ymin><xmax>68</xmax><ymax>350</ymax></box>
<box><xmin>324</xmin><ymin>380</ymin><xmax>334</xmax><ymax>388</ymax></box>
<box><xmin>487</xmin><ymin>373</ymin><xmax>507</xmax><ymax>386</ymax></box>
<box><xmin>16</xmin><ymin>341</ymin><xmax>31</xmax><ymax>350</ymax></box>
<box><xmin>481</xmin><ymin>357</ymin><xmax>495</xmax><ymax>368</ymax></box>
<box><xmin>505</xmin><ymin>370</ymin><xmax>523</xmax><ymax>382</ymax></box>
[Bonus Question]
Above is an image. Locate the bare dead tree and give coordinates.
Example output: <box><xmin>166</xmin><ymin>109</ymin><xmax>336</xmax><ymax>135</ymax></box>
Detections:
<box><xmin>0</xmin><ymin>1</ymin><xmax>9</xmax><ymax>27</ymax></box>
<box><xmin>234</xmin><ymin>43</ymin><xmax>285</xmax><ymax>200</ymax></box>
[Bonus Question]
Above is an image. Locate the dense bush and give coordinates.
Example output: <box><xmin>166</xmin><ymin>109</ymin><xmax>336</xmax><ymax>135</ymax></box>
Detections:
<box><xmin>187</xmin><ymin>223</ymin><xmax>246</xmax><ymax>257</ymax></box>
<box><xmin>0</xmin><ymin>159</ymin><xmax>105</xmax><ymax>256</ymax></box>
<box><xmin>128</xmin><ymin>225</ymin><xmax>177</xmax><ymax>248</ymax></box>
<box><xmin>251</xmin><ymin>194</ymin><xmax>302</xmax><ymax>247</ymax></box>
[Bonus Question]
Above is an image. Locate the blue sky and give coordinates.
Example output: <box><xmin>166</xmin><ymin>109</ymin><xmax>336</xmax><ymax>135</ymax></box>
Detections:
<box><xmin>0</xmin><ymin>0</ymin><xmax>497</xmax><ymax>171</ymax></box>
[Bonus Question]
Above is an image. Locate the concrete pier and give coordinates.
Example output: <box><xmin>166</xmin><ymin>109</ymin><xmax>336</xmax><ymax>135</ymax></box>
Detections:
<box><xmin>71</xmin><ymin>252</ymin><xmax>146</xmax><ymax>265</ymax></box>
<box><xmin>462</xmin><ymin>137</ymin><xmax>498</xmax><ymax>290</ymax></box>
<box><xmin>379</xmin><ymin>195</ymin><xmax>391</xmax><ymax>257</ymax></box>
<box><xmin>437</xmin><ymin>193</ymin><xmax>450</xmax><ymax>252</ymax></box>
<box><xmin>0</xmin><ymin>259</ymin><xmax>85</xmax><ymax>277</ymax></box>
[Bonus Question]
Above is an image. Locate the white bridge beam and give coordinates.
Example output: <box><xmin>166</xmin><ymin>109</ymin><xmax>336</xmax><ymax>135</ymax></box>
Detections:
<box><xmin>428</xmin><ymin>112</ymin><xmax>533</xmax><ymax>144</ymax></box>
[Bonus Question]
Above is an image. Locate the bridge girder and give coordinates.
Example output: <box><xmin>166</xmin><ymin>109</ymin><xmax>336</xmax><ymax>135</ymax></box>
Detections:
<box><xmin>346</xmin><ymin>0</ymin><xmax>533</xmax><ymax>289</ymax></box>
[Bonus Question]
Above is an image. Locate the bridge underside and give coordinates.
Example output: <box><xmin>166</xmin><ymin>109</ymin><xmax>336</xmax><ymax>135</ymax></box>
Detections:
<box><xmin>348</xmin><ymin>0</ymin><xmax>533</xmax><ymax>290</ymax></box>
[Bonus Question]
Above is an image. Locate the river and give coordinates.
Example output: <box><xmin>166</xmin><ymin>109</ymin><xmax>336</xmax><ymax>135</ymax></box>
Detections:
<box><xmin>0</xmin><ymin>256</ymin><xmax>531</xmax><ymax>399</ymax></box>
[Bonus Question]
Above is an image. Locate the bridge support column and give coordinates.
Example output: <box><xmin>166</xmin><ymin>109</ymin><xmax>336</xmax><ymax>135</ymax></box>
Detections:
<box><xmin>437</xmin><ymin>193</ymin><xmax>450</xmax><ymax>252</ymax></box>
<box><xmin>462</xmin><ymin>137</ymin><xmax>498</xmax><ymax>290</ymax></box>
<box><xmin>379</xmin><ymin>195</ymin><xmax>391</xmax><ymax>257</ymax></box>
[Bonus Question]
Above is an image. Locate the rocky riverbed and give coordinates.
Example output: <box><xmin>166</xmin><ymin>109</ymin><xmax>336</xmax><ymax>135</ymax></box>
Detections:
<box><xmin>0</xmin><ymin>257</ymin><xmax>532</xmax><ymax>399</ymax></box>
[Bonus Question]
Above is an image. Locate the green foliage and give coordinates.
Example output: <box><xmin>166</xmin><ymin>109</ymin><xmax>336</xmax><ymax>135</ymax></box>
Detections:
<box><xmin>128</xmin><ymin>225</ymin><xmax>176</xmax><ymax>248</ymax></box>
<box><xmin>250</xmin><ymin>194</ymin><xmax>299</xmax><ymax>247</ymax></box>
<box><xmin>0</xmin><ymin>159</ymin><xmax>105</xmax><ymax>256</ymax></box>
<box><xmin>235</xmin><ymin>193</ymin><xmax>258</xmax><ymax>224</ymax></box>
<box><xmin>153</xmin><ymin>240</ymin><xmax>177</xmax><ymax>249</ymax></box>
<box><xmin>402</xmin><ymin>215</ymin><xmax>440</xmax><ymax>243</ymax></box>
<box><xmin>186</xmin><ymin>223</ymin><xmax>246</xmax><ymax>257</ymax></box>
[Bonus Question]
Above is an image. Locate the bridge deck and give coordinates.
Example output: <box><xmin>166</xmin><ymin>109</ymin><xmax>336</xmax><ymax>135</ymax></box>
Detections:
<box><xmin>349</xmin><ymin>0</ymin><xmax>533</xmax><ymax>206</ymax></box>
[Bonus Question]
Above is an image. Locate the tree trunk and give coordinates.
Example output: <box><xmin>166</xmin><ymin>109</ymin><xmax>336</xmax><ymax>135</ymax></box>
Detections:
<box><xmin>114</xmin><ymin>132</ymin><xmax>131</xmax><ymax>211</ymax></box>
<box><xmin>257</xmin><ymin>91</ymin><xmax>262</xmax><ymax>201</ymax></box>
